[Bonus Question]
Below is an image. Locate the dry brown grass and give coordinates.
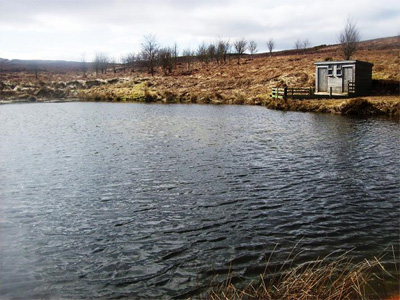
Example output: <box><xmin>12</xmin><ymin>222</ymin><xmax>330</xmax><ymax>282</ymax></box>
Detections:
<box><xmin>71</xmin><ymin>37</ymin><xmax>398</xmax><ymax>111</ymax></box>
<box><xmin>206</xmin><ymin>247</ymin><xmax>399</xmax><ymax>300</ymax></box>
<box><xmin>262</xmin><ymin>97</ymin><xmax>400</xmax><ymax>116</ymax></box>
<box><xmin>1</xmin><ymin>36</ymin><xmax>399</xmax><ymax>115</ymax></box>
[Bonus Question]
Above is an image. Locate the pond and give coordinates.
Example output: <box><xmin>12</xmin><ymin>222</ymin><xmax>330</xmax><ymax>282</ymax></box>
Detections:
<box><xmin>0</xmin><ymin>102</ymin><xmax>399</xmax><ymax>298</ymax></box>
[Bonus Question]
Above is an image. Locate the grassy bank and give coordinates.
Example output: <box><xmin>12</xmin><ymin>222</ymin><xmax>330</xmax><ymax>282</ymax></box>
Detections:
<box><xmin>0</xmin><ymin>75</ymin><xmax>398</xmax><ymax>116</ymax></box>
<box><xmin>206</xmin><ymin>248</ymin><xmax>399</xmax><ymax>300</ymax></box>
<box><xmin>264</xmin><ymin>96</ymin><xmax>400</xmax><ymax>116</ymax></box>
<box><xmin>1</xmin><ymin>36</ymin><xmax>399</xmax><ymax>116</ymax></box>
<box><xmin>75</xmin><ymin>78</ymin><xmax>399</xmax><ymax>116</ymax></box>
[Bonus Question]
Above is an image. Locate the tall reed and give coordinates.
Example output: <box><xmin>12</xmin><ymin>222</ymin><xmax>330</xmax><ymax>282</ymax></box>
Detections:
<box><xmin>206</xmin><ymin>246</ymin><xmax>399</xmax><ymax>300</ymax></box>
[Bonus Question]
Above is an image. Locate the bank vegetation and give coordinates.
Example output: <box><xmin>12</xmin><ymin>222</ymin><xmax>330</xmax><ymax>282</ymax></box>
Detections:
<box><xmin>0</xmin><ymin>36</ymin><xmax>399</xmax><ymax>116</ymax></box>
<box><xmin>205</xmin><ymin>247</ymin><xmax>399</xmax><ymax>300</ymax></box>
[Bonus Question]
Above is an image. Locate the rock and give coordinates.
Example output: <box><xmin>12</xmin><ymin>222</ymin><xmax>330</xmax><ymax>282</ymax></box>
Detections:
<box><xmin>1</xmin><ymin>90</ymin><xmax>17</xmax><ymax>97</ymax></box>
<box><xmin>17</xmin><ymin>93</ymin><xmax>31</xmax><ymax>100</ymax></box>
<box><xmin>53</xmin><ymin>89</ymin><xmax>67</xmax><ymax>98</ymax></box>
<box><xmin>107</xmin><ymin>78</ymin><xmax>119</xmax><ymax>84</ymax></box>
<box><xmin>85</xmin><ymin>80</ymin><xmax>106</xmax><ymax>88</ymax></box>
<box><xmin>67</xmin><ymin>80</ymin><xmax>84</xmax><ymax>89</ymax></box>
<box><xmin>35</xmin><ymin>87</ymin><xmax>54</xmax><ymax>98</ymax></box>
<box><xmin>54</xmin><ymin>82</ymin><xmax>66</xmax><ymax>89</ymax></box>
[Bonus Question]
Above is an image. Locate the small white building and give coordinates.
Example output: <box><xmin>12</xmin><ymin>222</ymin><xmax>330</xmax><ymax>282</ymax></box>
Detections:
<box><xmin>314</xmin><ymin>60</ymin><xmax>373</xmax><ymax>96</ymax></box>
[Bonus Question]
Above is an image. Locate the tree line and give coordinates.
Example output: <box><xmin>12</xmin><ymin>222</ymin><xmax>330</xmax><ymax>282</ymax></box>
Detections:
<box><xmin>87</xmin><ymin>36</ymin><xmax>277</xmax><ymax>77</ymax></box>
<box><xmin>86</xmin><ymin>18</ymin><xmax>360</xmax><ymax>77</ymax></box>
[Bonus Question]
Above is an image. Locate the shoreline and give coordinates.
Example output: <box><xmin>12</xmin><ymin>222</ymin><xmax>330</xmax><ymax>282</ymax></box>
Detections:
<box><xmin>1</xmin><ymin>92</ymin><xmax>399</xmax><ymax>117</ymax></box>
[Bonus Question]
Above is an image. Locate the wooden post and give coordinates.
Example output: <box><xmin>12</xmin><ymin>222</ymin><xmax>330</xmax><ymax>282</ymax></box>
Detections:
<box><xmin>329</xmin><ymin>87</ymin><xmax>332</xmax><ymax>97</ymax></box>
<box><xmin>284</xmin><ymin>87</ymin><xmax>287</xmax><ymax>100</ymax></box>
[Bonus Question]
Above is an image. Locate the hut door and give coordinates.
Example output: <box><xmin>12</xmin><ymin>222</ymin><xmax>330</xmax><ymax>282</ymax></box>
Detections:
<box><xmin>317</xmin><ymin>68</ymin><xmax>328</xmax><ymax>92</ymax></box>
<box><xmin>343</xmin><ymin>67</ymin><xmax>353</xmax><ymax>93</ymax></box>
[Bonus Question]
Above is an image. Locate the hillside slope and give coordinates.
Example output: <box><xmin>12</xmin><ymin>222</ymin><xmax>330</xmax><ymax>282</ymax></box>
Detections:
<box><xmin>0</xmin><ymin>36</ymin><xmax>399</xmax><ymax>115</ymax></box>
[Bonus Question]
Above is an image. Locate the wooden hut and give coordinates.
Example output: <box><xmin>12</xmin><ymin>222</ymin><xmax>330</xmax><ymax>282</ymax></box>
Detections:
<box><xmin>314</xmin><ymin>60</ymin><xmax>373</xmax><ymax>96</ymax></box>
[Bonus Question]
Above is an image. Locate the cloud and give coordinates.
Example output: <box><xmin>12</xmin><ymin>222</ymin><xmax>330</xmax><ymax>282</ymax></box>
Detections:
<box><xmin>0</xmin><ymin>0</ymin><xmax>398</xmax><ymax>60</ymax></box>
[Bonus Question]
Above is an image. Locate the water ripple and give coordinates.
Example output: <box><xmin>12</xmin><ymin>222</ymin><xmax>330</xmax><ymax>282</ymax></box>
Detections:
<box><xmin>0</xmin><ymin>103</ymin><xmax>399</xmax><ymax>299</ymax></box>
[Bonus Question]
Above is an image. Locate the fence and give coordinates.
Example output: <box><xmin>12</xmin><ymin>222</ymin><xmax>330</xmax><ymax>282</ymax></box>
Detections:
<box><xmin>271</xmin><ymin>87</ymin><xmax>314</xmax><ymax>100</ymax></box>
<box><xmin>348</xmin><ymin>81</ymin><xmax>355</xmax><ymax>94</ymax></box>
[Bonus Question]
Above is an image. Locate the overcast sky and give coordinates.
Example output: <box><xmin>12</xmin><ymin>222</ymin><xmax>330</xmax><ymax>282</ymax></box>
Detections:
<box><xmin>0</xmin><ymin>0</ymin><xmax>399</xmax><ymax>61</ymax></box>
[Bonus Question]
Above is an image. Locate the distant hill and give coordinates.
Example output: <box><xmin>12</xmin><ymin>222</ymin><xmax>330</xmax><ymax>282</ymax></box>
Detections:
<box><xmin>1</xmin><ymin>36</ymin><xmax>398</xmax><ymax>73</ymax></box>
<box><xmin>0</xmin><ymin>58</ymin><xmax>89</xmax><ymax>73</ymax></box>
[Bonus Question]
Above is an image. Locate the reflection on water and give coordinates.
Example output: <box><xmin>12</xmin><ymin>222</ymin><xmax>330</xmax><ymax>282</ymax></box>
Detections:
<box><xmin>0</xmin><ymin>103</ymin><xmax>399</xmax><ymax>298</ymax></box>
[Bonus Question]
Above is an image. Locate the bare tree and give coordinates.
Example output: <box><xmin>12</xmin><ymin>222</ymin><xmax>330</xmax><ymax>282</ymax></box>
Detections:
<box><xmin>80</xmin><ymin>53</ymin><xmax>87</xmax><ymax>77</ymax></box>
<box><xmin>93</xmin><ymin>52</ymin><xmax>109</xmax><ymax>75</ymax></box>
<box><xmin>172</xmin><ymin>42</ymin><xmax>178</xmax><ymax>68</ymax></box>
<box><xmin>110</xmin><ymin>57</ymin><xmax>117</xmax><ymax>74</ymax></box>
<box><xmin>141</xmin><ymin>34</ymin><xmax>159</xmax><ymax>76</ymax></box>
<box><xmin>216</xmin><ymin>40</ymin><xmax>223</xmax><ymax>64</ymax></box>
<box><xmin>120</xmin><ymin>55</ymin><xmax>128</xmax><ymax>73</ymax></box>
<box><xmin>216</xmin><ymin>39</ymin><xmax>230</xmax><ymax>65</ymax></box>
<box><xmin>100</xmin><ymin>54</ymin><xmax>109</xmax><ymax>74</ymax></box>
<box><xmin>267</xmin><ymin>38</ymin><xmax>275</xmax><ymax>56</ymax></box>
<box><xmin>222</xmin><ymin>40</ymin><xmax>231</xmax><ymax>63</ymax></box>
<box><xmin>182</xmin><ymin>48</ymin><xmax>194</xmax><ymax>71</ymax></box>
<box><xmin>196</xmin><ymin>42</ymin><xmax>208</xmax><ymax>64</ymax></box>
<box><xmin>94</xmin><ymin>54</ymin><xmax>101</xmax><ymax>75</ymax></box>
<box><xmin>302</xmin><ymin>39</ymin><xmax>311</xmax><ymax>49</ymax></box>
<box><xmin>121</xmin><ymin>54</ymin><xmax>135</xmax><ymax>73</ymax></box>
<box><xmin>207</xmin><ymin>43</ymin><xmax>216</xmax><ymax>63</ymax></box>
<box><xmin>125</xmin><ymin>53</ymin><xmax>136</xmax><ymax>72</ymax></box>
<box><xmin>234</xmin><ymin>38</ymin><xmax>247</xmax><ymax>64</ymax></box>
<box><xmin>248</xmin><ymin>41</ymin><xmax>258</xmax><ymax>58</ymax></box>
<box><xmin>158</xmin><ymin>47</ymin><xmax>174</xmax><ymax>75</ymax></box>
<box><xmin>338</xmin><ymin>17</ymin><xmax>360</xmax><ymax>60</ymax></box>
<box><xmin>294</xmin><ymin>39</ymin><xmax>302</xmax><ymax>50</ymax></box>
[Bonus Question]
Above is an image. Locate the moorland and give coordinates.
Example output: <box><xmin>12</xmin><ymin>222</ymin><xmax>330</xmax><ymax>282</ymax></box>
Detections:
<box><xmin>0</xmin><ymin>36</ymin><xmax>399</xmax><ymax>116</ymax></box>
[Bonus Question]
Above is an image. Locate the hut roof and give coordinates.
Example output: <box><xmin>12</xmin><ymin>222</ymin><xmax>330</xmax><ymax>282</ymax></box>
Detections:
<box><xmin>314</xmin><ymin>60</ymin><xmax>373</xmax><ymax>66</ymax></box>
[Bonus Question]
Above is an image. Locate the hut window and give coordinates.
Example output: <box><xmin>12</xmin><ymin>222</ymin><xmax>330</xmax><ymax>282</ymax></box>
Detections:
<box><xmin>328</xmin><ymin>66</ymin><xmax>333</xmax><ymax>76</ymax></box>
<box><xmin>336</xmin><ymin>65</ymin><xmax>342</xmax><ymax>76</ymax></box>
